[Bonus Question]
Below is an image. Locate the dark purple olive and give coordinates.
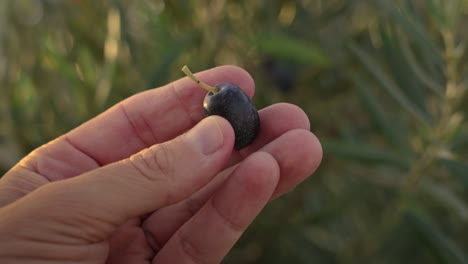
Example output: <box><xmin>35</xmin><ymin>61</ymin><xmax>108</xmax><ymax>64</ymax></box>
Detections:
<box><xmin>182</xmin><ymin>66</ymin><xmax>260</xmax><ymax>150</ymax></box>
<box><xmin>203</xmin><ymin>82</ymin><xmax>259</xmax><ymax>150</ymax></box>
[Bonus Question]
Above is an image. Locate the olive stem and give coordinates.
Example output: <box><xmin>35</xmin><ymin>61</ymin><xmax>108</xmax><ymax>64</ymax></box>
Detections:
<box><xmin>181</xmin><ymin>65</ymin><xmax>218</xmax><ymax>94</ymax></box>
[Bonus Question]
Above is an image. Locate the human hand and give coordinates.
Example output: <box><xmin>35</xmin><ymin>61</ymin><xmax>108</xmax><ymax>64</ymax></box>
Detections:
<box><xmin>0</xmin><ymin>66</ymin><xmax>322</xmax><ymax>264</ymax></box>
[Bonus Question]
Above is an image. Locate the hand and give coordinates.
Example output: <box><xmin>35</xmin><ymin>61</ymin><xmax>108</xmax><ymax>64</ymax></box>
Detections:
<box><xmin>0</xmin><ymin>66</ymin><xmax>322</xmax><ymax>264</ymax></box>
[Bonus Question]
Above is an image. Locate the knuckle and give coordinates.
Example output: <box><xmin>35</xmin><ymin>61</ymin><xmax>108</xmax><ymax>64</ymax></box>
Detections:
<box><xmin>211</xmin><ymin>200</ymin><xmax>245</xmax><ymax>233</ymax></box>
<box><xmin>177</xmin><ymin>228</ymin><xmax>204</xmax><ymax>264</ymax></box>
<box><xmin>129</xmin><ymin>143</ymin><xmax>174</xmax><ymax>182</ymax></box>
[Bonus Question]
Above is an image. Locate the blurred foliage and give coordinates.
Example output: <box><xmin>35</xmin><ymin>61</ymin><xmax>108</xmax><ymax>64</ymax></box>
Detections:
<box><xmin>1</xmin><ymin>0</ymin><xmax>468</xmax><ymax>263</ymax></box>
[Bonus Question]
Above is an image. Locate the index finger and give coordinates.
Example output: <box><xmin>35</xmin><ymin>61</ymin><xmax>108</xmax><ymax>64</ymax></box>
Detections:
<box><xmin>24</xmin><ymin>65</ymin><xmax>255</xmax><ymax>178</ymax></box>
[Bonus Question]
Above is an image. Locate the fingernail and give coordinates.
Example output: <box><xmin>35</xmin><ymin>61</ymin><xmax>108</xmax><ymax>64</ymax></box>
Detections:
<box><xmin>186</xmin><ymin>116</ymin><xmax>225</xmax><ymax>155</ymax></box>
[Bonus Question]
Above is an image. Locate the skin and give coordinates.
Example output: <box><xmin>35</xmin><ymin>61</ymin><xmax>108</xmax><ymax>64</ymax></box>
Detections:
<box><xmin>0</xmin><ymin>65</ymin><xmax>322</xmax><ymax>264</ymax></box>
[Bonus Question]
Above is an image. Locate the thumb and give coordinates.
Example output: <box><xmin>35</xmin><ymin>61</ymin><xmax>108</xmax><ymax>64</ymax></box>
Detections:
<box><xmin>3</xmin><ymin>116</ymin><xmax>234</xmax><ymax>243</ymax></box>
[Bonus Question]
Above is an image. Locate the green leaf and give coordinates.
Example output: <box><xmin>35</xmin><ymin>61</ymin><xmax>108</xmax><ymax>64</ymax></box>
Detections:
<box><xmin>42</xmin><ymin>38</ymin><xmax>82</xmax><ymax>86</ymax></box>
<box><xmin>425</xmin><ymin>0</ymin><xmax>445</xmax><ymax>27</ymax></box>
<box><xmin>377</xmin><ymin>0</ymin><xmax>441</xmax><ymax>60</ymax></box>
<box><xmin>396</xmin><ymin>33</ymin><xmax>445</xmax><ymax>95</ymax></box>
<box><xmin>353</xmin><ymin>76</ymin><xmax>410</xmax><ymax>153</ymax></box>
<box><xmin>439</xmin><ymin>158</ymin><xmax>468</xmax><ymax>188</ymax></box>
<box><xmin>322</xmin><ymin>140</ymin><xmax>411</xmax><ymax>169</ymax></box>
<box><xmin>377</xmin><ymin>0</ymin><xmax>444</xmax><ymax>82</ymax></box>
<box><xmin>148</xmin><ymin>33</ymin><xmax>195</xmax><ymax>88</ymax></box>
<box><xmin>407</xmin><ymin>208</ymin><xmax>468</xmax><ymax>264</ymax></box>
<box><xmin>420</xmin><ymin>181</ymin><xmax>468</xmax><ymax>221</ymax></box>
<box><xmin>249</xmin><ymin>34</ymin><xmax>331</xmax><ymax>66</ymax></box>
<box><xmin>76</xmin><ymin>47</ymin><xmax>98</xmax><ymax>85</ymax></box>
<box><xmin>378</xmin><ymin>24</ymin><xmax>427</xmax><ymax>110</ymax></box>
<box><xmin>348</xmin><ymin>42</ymin><xmax>432</xmax><ymax>125</ymax></box>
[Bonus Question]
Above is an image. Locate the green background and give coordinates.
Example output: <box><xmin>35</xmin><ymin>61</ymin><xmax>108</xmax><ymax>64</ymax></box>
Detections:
<box><xmin>1</xmin><ymin>0</ymin><xmax>468</xmax><ymax>263</ymax></box>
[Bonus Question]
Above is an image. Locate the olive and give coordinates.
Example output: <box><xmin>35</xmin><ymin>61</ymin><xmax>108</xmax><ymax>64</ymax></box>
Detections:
<box><xmin>182</xmin><ymin>66</ymin><xmax>260</xmax><ymax>150</ymax></box>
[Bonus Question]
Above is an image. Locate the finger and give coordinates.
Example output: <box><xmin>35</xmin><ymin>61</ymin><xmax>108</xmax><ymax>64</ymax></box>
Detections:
<box><xmin>142</xmin><ymin>128</ymin><xmax>322</xmax><ymax>247</ymax></box>
<box><xmin>20</xmin><ymin>65</ymin><xmax>254</xmax><ymax>180</ymax></box>
<box><xmin>210</xmin><ymin>129</ymin><xmax>323</xmax><ymax>200</ymax></box>
<box><xmin>228</xmin><ymin>102</ymin><xmax>310</xmax><ymax>166</ymax></box>
<box><xmin>2</xmin><ymin>116</ymin><xmax>234</xmax><ymax>244</ymax></box>
<box><xmin>152</xmin><ymin>152</ymin><xmax>280</xmax><ymax>264</ymax></box>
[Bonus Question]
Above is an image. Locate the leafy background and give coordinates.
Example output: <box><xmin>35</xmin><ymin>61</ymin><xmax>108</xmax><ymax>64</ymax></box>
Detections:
<box><xmin>1</xmin><ymin>0</ymin><xmax>468</xmax><ymax>263</ymax></box>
